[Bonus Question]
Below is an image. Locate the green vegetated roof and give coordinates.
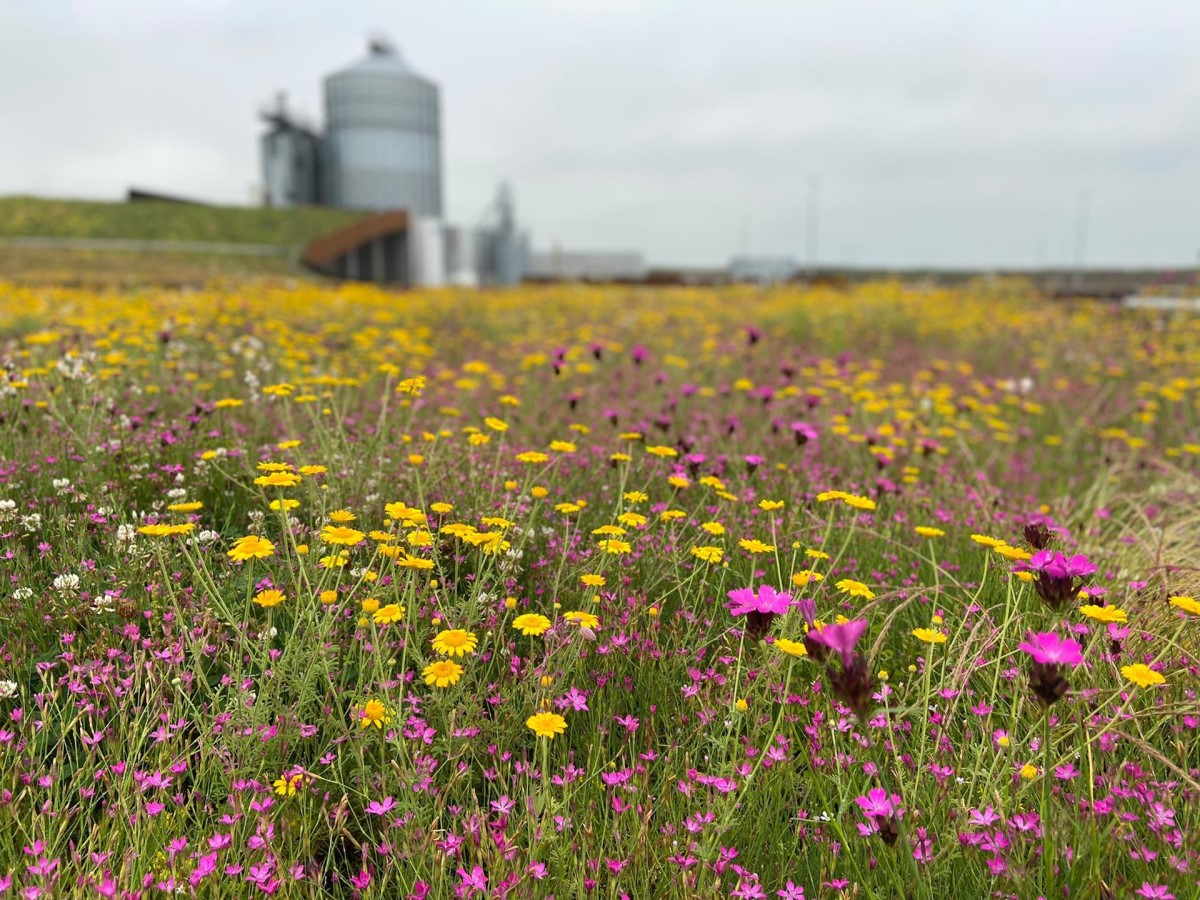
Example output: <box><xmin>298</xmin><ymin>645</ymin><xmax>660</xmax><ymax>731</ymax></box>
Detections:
<box><xmin>0</xmin><ymin>195</ymin><xmax>366</xmax><ymax>246</ymax></box>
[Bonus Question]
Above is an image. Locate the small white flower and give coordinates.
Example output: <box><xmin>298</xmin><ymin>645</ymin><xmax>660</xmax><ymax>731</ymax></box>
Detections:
<box><xmin>53</xmin><ymin>573</ymin><xmax>81</xmax><ymax>594</ymax></box>
<box><xmin>91</xmin><ymin>594</ymin><xmax>115</xmax><ymax>613</ymax></box>
<box><xmin>0</xmin><ymin>681</ymin><xmax>17</xmax><ymax>699</ymax></box>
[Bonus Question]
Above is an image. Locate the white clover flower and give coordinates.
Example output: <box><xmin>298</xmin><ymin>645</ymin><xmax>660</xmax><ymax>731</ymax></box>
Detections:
<box><xmin>12</xmin><ymin>587</ymin><xmax>33</xmax><ymax>601</ymax></box>
<box><xmin>53</xmin><ymin>573</ymin><xmax>81</xmax><ymax>594</ymax></box>
<box><xmin>116</xmin><ymin>524</ymin><xmax>137</xmax><ymax>544</ymax></box>
<box><xmin>0</xmin><ymin>681</ymin><xmax>17</xmax><ymax>699</ymax></box>
<box><xmin>91</xmin><ymin>594</ymin><xmax>115</xmax><ymax>613</ymax></box>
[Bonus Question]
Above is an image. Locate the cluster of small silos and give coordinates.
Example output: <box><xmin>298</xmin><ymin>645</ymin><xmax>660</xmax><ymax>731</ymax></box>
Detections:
<box><xmin>261</xmin><ymin>37</ymin><xmax>525</xmax><ymax>287</ymax></box>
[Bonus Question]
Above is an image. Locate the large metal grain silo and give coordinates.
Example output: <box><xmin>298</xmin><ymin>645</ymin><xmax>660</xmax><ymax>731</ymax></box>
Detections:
<box><xmin>323</xmin><ymin>38</ymin><xmax>443</xmax><ymax>216</ymax></box>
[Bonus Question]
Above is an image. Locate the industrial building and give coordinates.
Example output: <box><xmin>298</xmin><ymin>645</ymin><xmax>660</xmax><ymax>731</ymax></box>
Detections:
<box><xmin>261</xmin><ymin>37</ymin><xmax>526</xmax><ymax>287</ymax></box>
<box><xmin>728</xmin><ymin>255</ymin><xmax>799</xmax><ymax>284</ymax></box>
<box><xmin>526</xmin><ymin>249</ymin><xmax>647</xmax><ymax>282</ymax></box>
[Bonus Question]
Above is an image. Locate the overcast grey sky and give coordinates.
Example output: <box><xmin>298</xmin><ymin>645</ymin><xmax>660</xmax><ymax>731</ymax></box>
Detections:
<box><xmin>2</xmin><ymin>1</ymin><xmax>1198</xmax><ymax>268</ymax></box>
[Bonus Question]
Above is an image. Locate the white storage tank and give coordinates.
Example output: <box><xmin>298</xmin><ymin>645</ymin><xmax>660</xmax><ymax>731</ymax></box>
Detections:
<box><xmin>408</xmin><ymin>216</ymin><xmax>446</xmax><ymax>288</ymax></box>
<box><xmin>323</xmin><ymin>38</ymin><xmax>443</xmax><ymax>216</ymax></box>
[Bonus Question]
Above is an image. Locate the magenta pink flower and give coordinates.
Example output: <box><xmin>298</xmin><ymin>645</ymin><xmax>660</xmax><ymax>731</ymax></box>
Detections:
<box><xmin>1018</xmin><ymin>631</ymin><xmax>1083</xmax><ymax>705</ymax></box>
<box><xmin>727</xmin><ymin>585</ymin><xmax>792</xmax><ymax>640</ymax></box>
<box><xmin>854</xmin><ymin>787</ymin><xmax>902</xmax><ymax>819</ymax></box>
<box><xmin>808</xmin><ymin>619</ymin><xmax>869</xmax><ymax>667</ymax></box>
<box><xmin>790</xmin><ymin>421</ymin><xmax>819</xmax><ymax>446</ymax></box>
<box><xmin>853</xmin><ymin>787</ymin><xmax>904</xmax><ymax>845</ymax></box>
<box><xmin>1135</xmin><ymin>885</ymin><xmax>1175</xmax><ymax>900</ymax></box>
<box><xmin>727</xmin><ymin>585</ymin><xmax>792</xmax><ymax>617</ymax></box>
<box><xmin>1025</xmin><ymin>551</ymin><xmax>1096</xmax><ymax>609</ymax></box>
<box><xmin>1017</xmin><ymin>631</ymin><xmax>1084</xmax><ymax>667</ymax></box>
<box><xmin>1029</xmin><ymin>551</ymin><xmax>1096</xmax><ymax>580</ymax></box>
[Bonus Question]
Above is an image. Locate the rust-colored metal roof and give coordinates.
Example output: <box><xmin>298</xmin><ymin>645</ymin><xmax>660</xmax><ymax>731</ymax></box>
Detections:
<box><xmin>301</xmin><ymin>210</ymin><xmax>409</xmax><ymax>269</ymax></box>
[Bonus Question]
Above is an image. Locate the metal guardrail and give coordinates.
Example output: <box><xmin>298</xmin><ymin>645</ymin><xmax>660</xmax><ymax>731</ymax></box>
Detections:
<box><xmin>0</xmin><ymin>236</ymin><xmax>293</xmax><ymax>257</ymax></box>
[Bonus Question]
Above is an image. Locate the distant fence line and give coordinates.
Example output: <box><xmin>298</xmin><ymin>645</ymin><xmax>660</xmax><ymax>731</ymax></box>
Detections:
<box><xmin>1122</xmin><ymin>295</ymin><xmax>1200</xmax><ymax>311</ymax></box>
<box><xmin>0</xmin><ymin>236</ymin><xmax>293</xmax><ymax>257</ymax></box>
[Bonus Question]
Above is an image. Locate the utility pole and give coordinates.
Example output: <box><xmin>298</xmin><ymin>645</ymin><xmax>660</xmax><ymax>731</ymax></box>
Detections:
<box><xmin>1071</xmin><ymin>189</ymin><xmax>1091</xmax><ymax>293</ymax></box>
<box><xmin>738</xmin><ymin>215</ymin><xmax>750</xmax><ymax>257</ymax></box>
<box><xmin>806</xmin><ymin>175</ymin><xmax>821</xmax><ymax>278</ymax></box>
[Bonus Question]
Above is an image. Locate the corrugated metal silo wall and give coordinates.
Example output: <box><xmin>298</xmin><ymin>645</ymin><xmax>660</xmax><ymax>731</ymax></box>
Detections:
<box><xmin>324</xmin><ymin>71</ymin><xmax>442</xmax><ymax>216</ymax></box>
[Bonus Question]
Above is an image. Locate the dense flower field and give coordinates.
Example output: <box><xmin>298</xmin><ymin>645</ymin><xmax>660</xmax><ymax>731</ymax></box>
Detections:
<box><xmin>0</xmin><ymin>279</ymin><xmax>1197</xmax><ymax>899</ymax></box>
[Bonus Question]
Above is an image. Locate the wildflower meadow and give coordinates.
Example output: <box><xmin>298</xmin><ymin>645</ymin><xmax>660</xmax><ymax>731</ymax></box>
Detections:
<box><xmin>0</xmin><ymin>278</ymin><xmax>1197</xmax><ymax>899</ymax></box>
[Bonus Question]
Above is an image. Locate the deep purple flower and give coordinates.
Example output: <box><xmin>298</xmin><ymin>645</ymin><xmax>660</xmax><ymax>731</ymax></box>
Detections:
<box><xmin>1023</xmin><ymin>522</ymin><xmax>1052</xmax><ymax>550</ymax></box>
<box><xmin>790</xmin><ymin>421</ymin><xmax>819</xmax><ymax>446</ymax></box>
